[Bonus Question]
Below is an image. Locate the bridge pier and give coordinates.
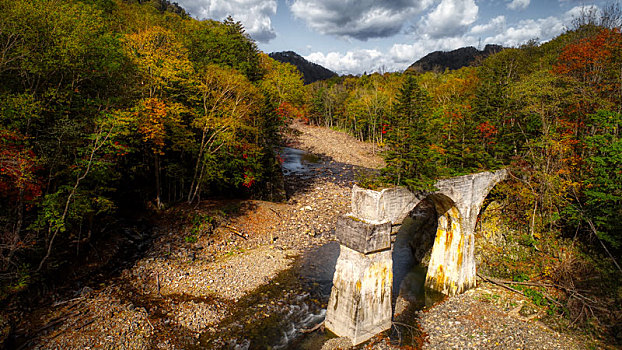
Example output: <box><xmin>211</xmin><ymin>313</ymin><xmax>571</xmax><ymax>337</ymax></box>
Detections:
<box><xmin>325</xmin><ymin>187</ymin><xmax>418</xmax><ymax>345</ymax></box>
<box><xmin>324</xmin><ymin>170</ymin><xmax>508</xmax><ymax>345</ymax></box>
<box><xmin>325</xmin><ymin>245</ymin><xmax>392</xmax><ymax>345</ymax></box>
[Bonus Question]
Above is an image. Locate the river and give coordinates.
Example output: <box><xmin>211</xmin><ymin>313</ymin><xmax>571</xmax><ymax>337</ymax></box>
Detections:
<box><xmin>240</xmin><ymin>147</ymin><xmax>443</xmax><ymax>349</ymax></box>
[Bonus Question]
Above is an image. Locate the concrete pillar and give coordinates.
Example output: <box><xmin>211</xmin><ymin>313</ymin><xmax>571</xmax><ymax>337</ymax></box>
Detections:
<box><xmin>325</xmin><ymin>245</ymin><xmax>392</xmax><ymax>345</ymax></box>
<box><xmin>325</xmin><ymin>215</ymin><xmax>393</xmax><ymax>345</ymax></box>
<box><xmin>425</xmin><ymin>170</ymin><xmax>508</xmax><ymax>296</ymax></box>
<box><xmin>325</xmin><ymin>170</ymin><xmax>508</xmax><ymax>343</ymax></box>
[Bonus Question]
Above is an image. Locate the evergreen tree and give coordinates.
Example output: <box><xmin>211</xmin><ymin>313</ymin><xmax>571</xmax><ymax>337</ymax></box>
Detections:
<box><xmin>383</xmin><ymin>76</ymin><xmax>435</xmax><ymax>190</ymax></box>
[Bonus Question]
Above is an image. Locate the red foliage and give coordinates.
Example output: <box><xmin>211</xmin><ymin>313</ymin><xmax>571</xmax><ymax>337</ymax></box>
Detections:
<box><xmin>242</xmin><ymin>173</ymin><xmax>255</xmax><ymax>188</ymax></box>
<box><xmin>0</xmin><ymin>129</ymin><xmax>42</xmax><ymax>203</ymax></box>
<box><xmin>275</xmin><ymin>101</ymin><xmax>303</xmax><ymax>121</ymax></box>
<box><xmin>554</xmin><ymin>28</ymin><xmax>622</xmax><ymax>99</ymax></box>
<box><xmin>477</xmin><ymin>121</ymin><xmax>498</xmax><ymax>143</ymax></box>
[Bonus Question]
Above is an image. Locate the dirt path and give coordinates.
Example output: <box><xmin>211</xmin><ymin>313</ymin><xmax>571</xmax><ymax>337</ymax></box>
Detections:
<box><xmin>15</xmin><ymin>122</ymin><xmax>593</xmax><ymax>350</ymax></box>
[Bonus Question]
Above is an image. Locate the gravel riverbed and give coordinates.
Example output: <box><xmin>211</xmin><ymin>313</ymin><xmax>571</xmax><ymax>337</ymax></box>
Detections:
<box><xmin>16</xmin><ymin>121</ymin><xmax>592</xmax><ymax>349</ymax></box>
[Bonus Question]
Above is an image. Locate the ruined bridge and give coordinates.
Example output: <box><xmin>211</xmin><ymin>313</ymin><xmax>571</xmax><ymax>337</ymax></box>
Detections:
<box><xmin>324</xmin><ymin>169</ymin><xmax>508</xmax><ymax>345</ymax></box>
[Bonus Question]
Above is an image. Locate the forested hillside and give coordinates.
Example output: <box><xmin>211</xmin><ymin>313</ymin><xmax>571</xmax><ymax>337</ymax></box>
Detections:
<box><xmin>0</xmin><ymin>0</ymin><xmax>305</xmax><ymax>296</ymax></box>
<box><xmin>1</xmin><ymin>0</ymin><xmax>621</xmax><ymax>345</ymax></box>
<box><xmin>406</xmin><ymin>44</ymin><xmax>503</xmax><ymax>73</ymax></box>
<box><xmin>306</xmin><ymin>23</ymin><xmax>621</xmax><ymax>248</ymax></box>
<box><xmin>269</xmin><ymin>51</ymin><xmax>337</xmax><ymax>84</ymax></box>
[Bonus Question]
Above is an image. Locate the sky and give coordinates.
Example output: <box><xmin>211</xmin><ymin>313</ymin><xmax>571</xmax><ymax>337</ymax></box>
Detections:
<box><xmin>174</xmin><ymin>0</ymin><xmax>611</xmax><ymax>75</ymax></box>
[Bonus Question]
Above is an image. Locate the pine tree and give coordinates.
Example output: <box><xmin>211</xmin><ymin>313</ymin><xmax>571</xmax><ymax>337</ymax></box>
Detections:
<box><xmin>383</xmin><ymin>76</ymin><xmax>435</xmax><ymax>190</ymax></box>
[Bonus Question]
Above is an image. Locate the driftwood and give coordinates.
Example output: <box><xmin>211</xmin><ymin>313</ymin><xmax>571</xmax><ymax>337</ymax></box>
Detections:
<box><xmin>478</xmin><ymin>273</ymin><xmax>565</xmax><ymax>307</ymax></box>
<box><xmin>300</xmin><ymin>321</ymin><xmax>324</xmax><ymax>334</ymax></box>
<box><xmin>32</xmin><ymin>311</ymin><xmax>82</xmax><ymax>334</ymax></box>
<box><xmin>52</xmin><ymin>296</ymin><xmax>83</xmax><ymax>307</ymax></box>
<box><xmin>482</xmin><ymin>273</ymin><xmax>613</xmax><ymax>327</ymax></box>
<box><xmin>223</xmin><ymin>224</ymin><xmax>248</xmax><ymax>240</ymax></box>
<box><xmin>269</xmin><ymin>208</ymin><xmax>282</xmax><ymax>218</ymax></box>
<box><xmin>478</xmin><ymin>273</ymin><xmax>528</xmax><ymax>297</ymax></box>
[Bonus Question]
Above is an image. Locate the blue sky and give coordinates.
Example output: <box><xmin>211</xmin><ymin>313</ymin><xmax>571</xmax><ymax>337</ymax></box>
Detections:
<box><xmin>174</xmin><ymin>0</ymin><xmax>611</xmax><ymax>75</ymax></box>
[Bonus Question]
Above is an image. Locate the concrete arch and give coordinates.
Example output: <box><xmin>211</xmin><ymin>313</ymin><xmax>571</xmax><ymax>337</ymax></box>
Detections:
<box><xmin>424</xmin><ymin>193</ymin><xmax>473</xmax><ymax>296</ymax></box>
<box><xmin>325</xmin><ymin>169</ymin><xmax>508</xmax><ymax>345</ymax></box>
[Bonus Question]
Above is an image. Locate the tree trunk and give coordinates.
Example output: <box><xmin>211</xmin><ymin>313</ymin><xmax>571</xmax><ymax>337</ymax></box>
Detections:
<box><xmin>155</xmin><ymin>154</ymin><xmax>162</xmax><ymax>209</ymax></box>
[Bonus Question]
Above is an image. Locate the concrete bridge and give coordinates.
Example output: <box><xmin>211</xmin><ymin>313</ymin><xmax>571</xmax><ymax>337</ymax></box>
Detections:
<box><xmin>324</xmin><ymin>169</ymin><xmax>508</xmax><ymax>345</ymax></box>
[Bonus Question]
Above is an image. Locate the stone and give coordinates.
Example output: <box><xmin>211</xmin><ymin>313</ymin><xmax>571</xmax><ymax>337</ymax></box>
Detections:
<box><xmin>335</xmin><ymin>216</ymin><xmax>391</xmax><ymax>254</ymax></box>
<box><xmin>424</xmin><ymin>194</ymin><xmax>476</xmax><ymax>296</ymax></box>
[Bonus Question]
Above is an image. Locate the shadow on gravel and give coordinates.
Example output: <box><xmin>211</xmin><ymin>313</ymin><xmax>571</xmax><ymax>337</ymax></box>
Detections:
<box><xmin>7</xmin><ymin>218</ymin><xmax>155</xmax><ymax>349</ymax></box>
<box><xmin>198</xmin><ymin>243</ymin><xmax>340</xmax><ymax>350</ymax></box>
<box><xmin>115</xmin><ymin>283</ymin><xmax>233</xmax><ymax>349</ymax></box>
<box><xmin>9</xmin><ymin>200</ymin><xmax>269</xmax><ymax>349</ymax></box>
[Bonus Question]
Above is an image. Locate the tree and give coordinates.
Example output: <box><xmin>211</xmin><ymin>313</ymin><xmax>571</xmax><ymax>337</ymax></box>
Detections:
<box><xmin>575</xmin><ymin>110</ymin><xmax>622</xmax><ymax>249</ymax></box>
<box><xmin>184</xmin><ymin>17</ymin><xmax>262</xmax><ymax>81</ymax></box>
<box><xmin>35</xmin><ymin>111</ymin><xmax>129</xmax><ymax>271</ymax></box>
<box><xmin>0</xmin><ymin>129</ymin><xmax>41</xmax><ymax>270</ymax></box>
<box><xmin>123</xmin><ymin>26</ymin><xmax>193</xmax><ymax>99</ymax></box>
<box><xmin>554</xmin><ymin>27</ymin><xmax>622</xmax><ymax>112</ymax></box>
<box><xmin>383</xmin><ymin>75</ymin><xmax>435</xmax><ymax>190</ymax></box>
<box><xmin>259</xmin><ymin>54</ymin><xmax>305</xmax><ymax>121</ymax></box>
<box><xmin>187</xmin><ymin>64</ymin><xmax>262</xmax><ymax>203</ymax></box>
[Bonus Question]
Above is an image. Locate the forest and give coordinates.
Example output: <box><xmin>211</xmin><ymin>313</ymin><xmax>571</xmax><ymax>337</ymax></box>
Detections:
<box><xmin>306</xmin><ymin>18</ymin><xmax>622</xmax><ymax>252</ymax></box>
<box><xmin>0</xmin><ymin>0</ymin><xmax>621</xmax><ymax>345</ymax></box>
<box><xmin>0</xmin><ymin>0</ymin><xmax>305</xmax><ymax>294</ymax></box>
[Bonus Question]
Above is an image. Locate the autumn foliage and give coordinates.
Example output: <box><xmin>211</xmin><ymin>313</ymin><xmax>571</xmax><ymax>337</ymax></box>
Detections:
<box><xmin>0</xmin><ymin>0</ymin><xmax>305</xmax><ymax>293</ymax></box>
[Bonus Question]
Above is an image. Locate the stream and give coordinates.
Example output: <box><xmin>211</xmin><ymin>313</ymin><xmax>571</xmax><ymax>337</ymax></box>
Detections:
<box><xmin>223</xmin><ymin>147</ymin><xmax>444</xmax><ymax>349</ymax></box>
<box><xmin>280</xmin><ymin>147</ymin><xmax>322</xmax><ymax>177</ymax></box>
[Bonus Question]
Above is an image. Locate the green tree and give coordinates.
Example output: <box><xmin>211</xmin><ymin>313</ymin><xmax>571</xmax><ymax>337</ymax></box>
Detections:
<box><xmin>185</xmin><ymin>17</ymin><xmax>262</xmax><ymax>81</ymax></box>
<box><xmin>573</xmin><ymin>110</ymin><xmax>622</xmax><ymax>249</ymax></box>
<box><xmin>383</xmin><ymin>76</ymin><xmax>435</xmax><ymax>190</ymax></box>
<box><xmin>187</xmin><ymin>64</ymin><xmax>262</xmax><ymax>203</ymax></box>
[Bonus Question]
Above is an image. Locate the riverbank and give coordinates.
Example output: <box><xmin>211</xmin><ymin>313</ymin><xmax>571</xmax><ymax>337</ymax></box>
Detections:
<box><xmin>12</xmin><ymin>121</ymin><xmax>380</xmax><ymax>349</ymax></box>
<box><xmin>11</xmin><ymin>121</ymin><xmax>600</xmax><ymax>349</ymax></box>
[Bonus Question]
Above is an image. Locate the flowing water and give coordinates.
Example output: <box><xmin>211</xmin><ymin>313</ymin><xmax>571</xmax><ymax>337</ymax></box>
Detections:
<box><xmin>223</xmin><ymin>148</ymin><xmax>443</xmax><ymax>349</ymax></box>
<box><xmin>257</xmin><ymin>218</ymin><xmax>443</xmax><ymax>348</ymax></box>
<box><xmin>280</xmin><ymin>147</ymin><xmax>321</xmax><ymax>177</ymax></box>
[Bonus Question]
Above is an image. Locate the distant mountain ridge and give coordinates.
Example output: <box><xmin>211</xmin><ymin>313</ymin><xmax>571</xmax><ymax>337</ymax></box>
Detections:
<box><xmin>406</xmin><ymin>44</ymin><xmax>503</xmax><ymax>73</ymax></box>
<box><xmin>269</xmin><ymin>51</ymin><xmax>337</xmax><ymax>84</ymax></box>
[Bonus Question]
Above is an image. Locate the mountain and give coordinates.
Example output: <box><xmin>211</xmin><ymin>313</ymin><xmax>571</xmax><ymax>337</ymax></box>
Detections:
<box><xmin>269</xmin><ymin>51</ymin><xmax>337</xmax><ymax>84</ymax></box>
<box><xmin>406</xmin><ymin>44</ymin><xmax>503</xmax><ymax>73</ymax></box>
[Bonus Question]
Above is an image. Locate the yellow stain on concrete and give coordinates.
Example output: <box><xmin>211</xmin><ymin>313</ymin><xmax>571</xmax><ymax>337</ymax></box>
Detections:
<box><xmin>457</xmin><ymin>233</ymin><xmax>465</xmax><ymax>267</ymax></box>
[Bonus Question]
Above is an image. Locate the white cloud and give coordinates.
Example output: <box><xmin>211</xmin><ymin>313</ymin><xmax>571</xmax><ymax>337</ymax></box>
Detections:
<box><xmin>389</xmin><ymin>44</ymin><xmax>427</xmax><ymax>64</ymax></box>
<box><xmin>390</xmin><ymin>36</ymin><xmax>474</xmax><ymax>63</ymax></box>
<box><xmin>482</xmin><ymin>6</ymin><xmax>591</xmax><ymax>47</ymax></box>
<box><xmin>483</xmin><ymin>16</ymin><xmax>565</xmax><ymax>47</ymax></box>
<box><xmin>175</xmin><ymin>0</ymin><xmax>277</xmax><ymax>42</ymax></box>
<box><xmin>306</xmin><ymin>49</ymin><xmax>390</xmax><ymax>74</ymax></box>
<box><xmin>469</xmin><ymin>15</ymin><xmax>506</xmax><ymax>35</ymax></box>
<box><xmin>507</xmin><ymin>0</ymin><xmax>530</xmax><ymax>11</ymax></box>
<box><xmin>301</xmin><ymin>3</ymin><xmax>602</xmax><ymax>75</ymax></box>
<box><xmin>289</xmin><ymin>0</ymin><xmax>435</xmax><ymax>41</ymax></box>
<box><xmin>305</xmin><ymin>36</ymin><xmax>476</xmax><ymax>75</ymax></box>
<box><xmin>563</xmin><ymin>5</ymin><xmax>601</xmax><ymax>24</ymax></box>
<box><xmin>419</xmin><ymin>0</ymin><xmax>479</xmax><ymax>38</ymax></box>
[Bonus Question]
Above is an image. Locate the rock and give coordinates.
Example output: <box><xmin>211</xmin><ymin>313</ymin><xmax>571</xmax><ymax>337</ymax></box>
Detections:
<box><xmin>321</xmin><ymin>337</ymin><xmax>353</xmax><ymax>350</ymax></box>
